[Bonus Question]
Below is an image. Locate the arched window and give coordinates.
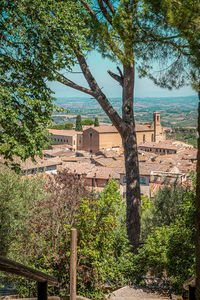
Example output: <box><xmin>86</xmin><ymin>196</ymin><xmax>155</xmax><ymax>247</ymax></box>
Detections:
<box><xmin>143</xmin><ymin>134</ymin><xmax>145</xmax><ymax>142</ymax></box>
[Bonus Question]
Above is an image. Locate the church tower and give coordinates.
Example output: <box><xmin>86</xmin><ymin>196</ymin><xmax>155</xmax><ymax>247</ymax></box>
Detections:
<box><xmin>153</xmin><ymin>112</ymin><xmax>165</xmax><ymax>142</ymax></box>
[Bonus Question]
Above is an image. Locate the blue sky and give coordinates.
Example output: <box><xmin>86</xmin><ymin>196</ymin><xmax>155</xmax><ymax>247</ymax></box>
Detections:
<box><xmin>48</xmin><ymin>51</ymin><xmax>195</xmax><ymax>98</ymax></box>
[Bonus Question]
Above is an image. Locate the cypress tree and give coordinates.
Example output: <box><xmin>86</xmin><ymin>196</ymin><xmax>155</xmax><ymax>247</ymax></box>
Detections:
<box><xmin>94</xmin><ymin>117</ymin><xmax>99</xmax><ymax>127</ymax></box>
<box><xmin>75</xmin><ymin>115</ymin><xmax>83</xmax><ymax>131</ymax></box>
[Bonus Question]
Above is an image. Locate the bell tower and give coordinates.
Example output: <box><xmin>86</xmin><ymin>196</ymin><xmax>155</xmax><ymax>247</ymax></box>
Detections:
<box><xmin>153</xmin><ymin>112</ymin><xmax>165</xmax><ymax>142</ymax></box>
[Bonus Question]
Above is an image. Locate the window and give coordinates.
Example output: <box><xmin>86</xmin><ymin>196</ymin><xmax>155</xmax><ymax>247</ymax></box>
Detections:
<box><xmin>151</xmin><ymin>134</ymin><xmax>154</xmax><ymax>142</ymax></box>
<box><xmin>157</xmin><ymin>116</ymin><xmax>159</xmax><ymax>121</ymax></box>
<box><xmin>90</xmin><ymin>133</ymin><xmax>92</xmax><ymax>137</ymax></box>
<box><xmin>61</xmin><ymin>139</ymin><xmax>62</xmax><ymax>142</ymax></box>
<box><xmin>140</xmin><ymin>177</ymin><xmax>146</xmax><ymax>185</ymax></box>
<box><xmin>67</xmin><ymin>139</ymin><xmax>68</xmax><ymax>143</ymax></box>
<box><xmin>74</xmin><ymin>140</ymin><xmax>75</xmax><ymax>145</ymax></box>
<box><xmin>123</xmin><ymin>176</ymin><xmax>126</xmax><ymax>183</ymax></box>
<box><xmin>143</xmin><ymin>134</ymin><xmax>145</xmax><ymax>142</ymax></box>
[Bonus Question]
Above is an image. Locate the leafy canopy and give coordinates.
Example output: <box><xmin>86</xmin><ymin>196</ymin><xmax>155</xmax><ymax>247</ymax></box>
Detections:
<box><xmin>0</xmin><ymin>0</ymin><xmax>88</xmax><ymax>161</ymax></box>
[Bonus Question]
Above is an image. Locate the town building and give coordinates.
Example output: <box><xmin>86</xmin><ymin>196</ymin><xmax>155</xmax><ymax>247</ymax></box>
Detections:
<box><xmin>138</xmin><ymin>140</ymin><xmax>193</xmax><ymax>155</ymax></box>
<box><xmin>119</xmin><ymin>162</ymin><xmax>188</xmax><ymax>198</ymax></box>
<box><xmin>48</xmin><ymin>112</ymin><xmax>165</xmax><ymax>154</ymax></box>
<box><xmin>48</xmin><ymin>129</ymin><xmax>83</xmax><ymax>151</ymax></box>
<box><xmin>82</xmin><ymin>112</ymin><xmax>165</xmax><ymax>153</ymax></box>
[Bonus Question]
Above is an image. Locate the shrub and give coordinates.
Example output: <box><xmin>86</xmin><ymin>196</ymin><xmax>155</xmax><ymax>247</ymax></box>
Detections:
<box><xmin>17</xmin><ymin>173</ymin><xmax>132</xmax><ymax>299</ymax></box>
<box><xmin>0</xmin><ymin>169</ymin><xmax>47</xmax><ymax>258</ymax></box>
<box><xmin>133</xmin><ymin>185</ymin><xmax>195</xmax><ymax>294</ymax></box>
<box><xmin>81</xmin><ymin>119</ymin><xmax>94</xmax><ymax>126</ymax></box>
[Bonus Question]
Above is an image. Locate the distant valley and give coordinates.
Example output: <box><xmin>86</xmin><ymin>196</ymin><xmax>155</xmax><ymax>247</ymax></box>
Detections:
<box><xmin>53</xmin><ymin>95</ymin><xmax>198</xmax><ymax>128</ymax></box>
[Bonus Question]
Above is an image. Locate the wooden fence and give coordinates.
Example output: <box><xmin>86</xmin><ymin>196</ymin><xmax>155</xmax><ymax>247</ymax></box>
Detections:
<box><xmin>0</xmin><ymin>228</ymin><xmax>77</xmax><ymax>300</ymax></box>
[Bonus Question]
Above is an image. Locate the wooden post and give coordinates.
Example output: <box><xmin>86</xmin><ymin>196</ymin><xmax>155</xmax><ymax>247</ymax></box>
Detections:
<box><xmin>70</xmin><ymin>228</ymin><xmax>77</xmax><ymax>300</ymax></box>
<box><xmin>38</xmin><ymin>281</ymin><xmax>47</xmax><ymax>300</ymax></box>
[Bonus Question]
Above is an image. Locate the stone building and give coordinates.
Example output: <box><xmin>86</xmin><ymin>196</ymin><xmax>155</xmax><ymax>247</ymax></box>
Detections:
<box><xmin>48</xmin><ymin>112</ymin><xmax>165</xmax><ymax>153</ymax></box>
<box><xmin>82</xmin><ymin>126</ymin><xmax>122</xmax><ymax>153</ymax></box>
<box><xmin>48</xmin><ymin>129</ymin><xmax>83</xmax><ymax>151</ymax></box>
<box><xmin>82</xmin><ymin>112</ymin><xmax>165</xmax><ymax>153</ymax></box>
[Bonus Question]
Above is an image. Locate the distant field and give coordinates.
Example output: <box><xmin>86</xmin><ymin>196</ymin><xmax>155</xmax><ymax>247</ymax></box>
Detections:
<box><xmin>53</xmin><ymin>95</ymin><xmax>198</xmax><ymax>128</ymax></box>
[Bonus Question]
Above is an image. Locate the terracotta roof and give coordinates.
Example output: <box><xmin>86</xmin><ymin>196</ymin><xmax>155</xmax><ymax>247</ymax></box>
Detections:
<box><xmin>88</xmin><ymin>126</ymin><xmax>118</xmax><ymax>133</ymax></box>
<box><xmin>139</xmin><ymin>141</ymin><xmax>178</xmax><ymax>150</ymax></box>
<box><xmin>21</xmin><ymin>157</ymin><xmax>62</xmax><ymax>171</ymax></box>
<box><xmin>60</xmin><ymin>162</ymin><xmax>94</xmax><ymax>175</ymax></box>
<box><xmin>135</xmin><ymin>124</ymin><xmax>154</xmax><ymax>132</ymax></box>
<box><xmin>44</xmin><ymin>149</ymin><xmax>75</xmax><ymax>158</ymax></box>
<box><xmin>48</xmin><ymin>129</ymin><xmax>80</xmax><ymax>136</ymax></box>
<box><xmin>59</xmin><ymin>162</ymin><xmax>122</xmax><ymax>180</ymax></box>
<box><xmin>139</xmin><ymin>162</ymin><xmax>172</xmax><ymax>175</ymax></box>
<box><xmin>85</xmin><ymin>124</ymin><xmax>154</xmax><ymax>134</ymax></box>
<box><xmin>139</xmin><ymin>140</ymin><xmax>194</xmax><ymax>151</ymax></box>
<box><xmin>87</xmin><ymin>166</ymin><xmax>121</xmax><ymax>179</ymax></box>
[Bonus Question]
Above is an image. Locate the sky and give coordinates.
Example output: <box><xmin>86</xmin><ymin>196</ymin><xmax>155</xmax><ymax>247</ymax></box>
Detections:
<box><xmin>48</xmin><ymin>51</ymin><xmax>195</xmax><ymax>99</ymax></box>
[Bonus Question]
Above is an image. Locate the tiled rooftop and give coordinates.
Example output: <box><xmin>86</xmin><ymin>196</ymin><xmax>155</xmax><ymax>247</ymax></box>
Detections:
<box><xmin>48</xmin><ymin>129</ymin><xmax>82</xmax><ymax>136</ymax></box>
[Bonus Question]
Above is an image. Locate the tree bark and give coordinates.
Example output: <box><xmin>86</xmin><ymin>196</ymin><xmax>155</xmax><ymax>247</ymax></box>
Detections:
<box><xmin>195</xmin><ymin>91</ymin><xmax>200</xmax><ymax>300</ymax></box>
<box><xmin>122</xmin><ymin>64</ymin><xmax>141</xmax><ymax>252</ymax></box>
<box><xmin>58</xmin><ymin>51</ymin><xmax>141</xmax><ymax>251</ymax></box>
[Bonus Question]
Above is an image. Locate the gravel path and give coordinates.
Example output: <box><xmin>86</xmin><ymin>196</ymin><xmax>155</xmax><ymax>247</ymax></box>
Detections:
<box><xmin>105</xmin><ymin>286</ymin><xmax>170</xmax><ymax>300</ymax></box>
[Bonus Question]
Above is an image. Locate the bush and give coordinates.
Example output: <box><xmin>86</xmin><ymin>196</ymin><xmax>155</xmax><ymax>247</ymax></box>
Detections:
<box><xmin>133</xmin><ymin>185</ymin><xmax>195</xmax><ymax>294</ymax></box>
<box><xmin>0</xmin><ymin>169</ymin><xmax>47</xmax><ymax>258</ymax></box>
<box><xmin>49</xmin><ymin>123</ymin><xmax>74</xmax><ymax>130</ymax></box>
<box><xmin>81</xmin><ymin>119</ymin><xmax>94</xmax><ymax>126</ymax></box>
<box><xmin>17</xmin><ymin>173</ymin><xmax>132</xmax><ymax>299</ymax></box>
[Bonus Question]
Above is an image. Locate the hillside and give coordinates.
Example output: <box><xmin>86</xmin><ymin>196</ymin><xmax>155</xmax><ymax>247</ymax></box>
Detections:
<box><xmin>53</xmin><ymin>95</ymin><xmax>198</xmax><ymax>127</ymax></box>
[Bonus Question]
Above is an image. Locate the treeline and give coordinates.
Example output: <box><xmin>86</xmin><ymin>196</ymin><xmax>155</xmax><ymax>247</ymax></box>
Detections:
<box><xmin>167</xmin><ymin>127</ymin><xmax>197</xmax><ymax>148</ymax></box>
<box><xmin>49</xmin><ymin>115</ymin><xmax>99</xmax><ymax>131</ymax></box>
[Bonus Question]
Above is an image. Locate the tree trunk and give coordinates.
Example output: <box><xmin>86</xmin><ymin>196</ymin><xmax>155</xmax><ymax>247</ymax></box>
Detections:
<box><xmin>58</xmin><ymin>52</ymin><xmax>141</xmax><ymax>251</ymax></box>
<box><xmin>122</xmin><ymin>64</ymin><xmax>141</xmax><ymax>252</ymax></box>
<box><xmin>195</xmin><ymin>91</ymin><xmax>200</xmax><ymax>300</ymax></box>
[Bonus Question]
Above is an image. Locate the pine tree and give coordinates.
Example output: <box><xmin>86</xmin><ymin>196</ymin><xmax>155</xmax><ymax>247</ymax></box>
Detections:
<box><xmin>94</xmin><ymin>117</ymin><xmax>99</xmax><ymax>127</ymax></box>
<box><xmin>75</xmin><ymin>115</ymin><xmax>83</xmax><ymax>131</ymax></box>
<box><xmin>53</xmin><ymin>1</ymin><xmax>183</xmax><ymax>251</ymax></box>
<box><xmin>144</xmin><ymin>1</ymin><xmax>200</xmax><ymax>295</ymax></box>
<box><xmin>4</xmin><ymin>0</ymin><xmax>184</xmax><ymax>251</ymax></box>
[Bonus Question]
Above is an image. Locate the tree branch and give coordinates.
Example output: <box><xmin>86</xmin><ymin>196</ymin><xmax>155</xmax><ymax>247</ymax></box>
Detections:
<box><xmin>103</xmin><ymin>0</ymin><xmax>115</xmax><ymax>15</ymax></box>
<box><xmin>107</xmin><ymin>70</ymin><xmax>124</xmax><ymax>86</ymax></box>
<box><xmin>54</xmin><ymin>72</ymin><xmax>96</xmax><ymax>97</ymax></box>
<box><xmin>75</xmin><ymin>52</ymin><xmax>123</xmax><ymax>134</ymax></box>
<box><xmin>117</xmin><ymin>66</ymin><xmax>124</xmax><ymax>78</ymax></box>
<box><xmin>80</xmin><ymin>0</ymin><xmax>124</xmax><ymax>60</ymax></box>
<box><xmin>80</xmin><ymin>0</ymin><xmax>96</xmax><ymax>16</ymax></box>
<box><xmin>97</xmin><ymin>0</ymin><xmax>113</xmax><ymax>25</ymax></box>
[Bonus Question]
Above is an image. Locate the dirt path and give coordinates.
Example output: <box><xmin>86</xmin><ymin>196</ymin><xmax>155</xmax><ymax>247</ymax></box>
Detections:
<box><xmin>106</xmin><ymin>286</ymin><xmax>170</xmax><ymax>300</ymax></box>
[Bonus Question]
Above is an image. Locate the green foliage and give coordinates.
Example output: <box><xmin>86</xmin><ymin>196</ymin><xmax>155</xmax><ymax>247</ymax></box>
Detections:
<box><xmin>0</xmin><ymin>169</ymin><xmax>47</xmax><ymax>258</ymax></box>
<box><xmin>49</xmin><ymin>123</ymin><xmax>74</xmax><ymax>130</ymax></box>
<box><xmin>11</xmin><ymin>174</ymin><xmax>132</xmax><ymax>299</ymax></box>
<box><xmin>75</xmin><ymin>115</ymin><xmax>83</xmax><ymax>131</ymax></box>
<box><xmin>144</xmin><ymin>0</ymin><xmax>200</xmax><ymax>91</ymax></box>
<box><xmin>152</xmin><ymin>182</ymin><xmax>186</xmax><ymax>227</ymax></box>
<box><xmin>141</xmin><ymin>183</ymin><xmax>186</xmax><ymax>241</ymax></box>
<box><xmin>140</xmin><ymin>195</ymin><xmax>155</xmax><ymax>241</ymax></box>
<box><xmin>81</xmin><ymin>119</ymin><xmax>94</xmax><ymax>126</ymax></box>
<box><xmin>94</xmin><ymin>117</ymin><xmax>99</xmax><ymax>127</ymax></box>
<box><xmin>0</xmin><ymin>0</ymin><xmax>88</xmax><ymax>161</ymax></box>
<box><xmin>134</xmin><ymin>184</ymin><xmax>196</xmax><ymax>293</ymax></box>
<box><xmin>166</xmin><ymin>128</ymin><xmax>197</xmax><ymax>148</ymax></box>
<box><xmin>64</xmin><ymin>123</ymin><xmax>74</xmax><ymax>130</ymax></box>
